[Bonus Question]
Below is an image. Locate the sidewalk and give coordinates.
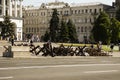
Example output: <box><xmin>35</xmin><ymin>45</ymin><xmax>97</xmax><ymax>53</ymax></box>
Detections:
<box><xmin>111</xmin><ymin>52</ymin><xmax>120</xmax><ymax>57</ymax></box>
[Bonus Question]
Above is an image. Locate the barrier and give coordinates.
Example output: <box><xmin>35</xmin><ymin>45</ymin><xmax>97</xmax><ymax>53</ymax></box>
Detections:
<box><xmin>3</xmin><ymin>46</ymin><xmax>32</xmax><ymax>58</ymax></box>
<box><xmin>2</xmin><ymin>42</ymin><xmax>110</xmax><ymax>58</ymax></box>
<box><xmin>3</xmin><ymin>46</ymin><xmax>13</xmax><ymax>57</ymax></box>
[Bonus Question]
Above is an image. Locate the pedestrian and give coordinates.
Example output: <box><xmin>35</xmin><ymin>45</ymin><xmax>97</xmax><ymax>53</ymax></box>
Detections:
<box><xmin>11</xmin><ymin>38</ymin><xmax>14</xmax><ymax>46</ymax></box>
<box><xmin>30</xmin><ymin>39</ymin><xmax>33</xmax><ymax>46</ymax></box>
<box><xmin>118</xmin><ymin>43</ymin><xmax>120</xmax><ymax>51</ymax></box>
<box><xmin>110</xmin><ymin>43</ymin><xmax>114</xmax><ymax>52</ymax></box>
<box><xmin>90</xmin><ymin>44</ymin><xmax>94</xmax><ymax>48</ymax></box>
<box><xmin>97</xmin><ymin>41</ymin><xmax>102</xmax><ymax>52</ymax></box>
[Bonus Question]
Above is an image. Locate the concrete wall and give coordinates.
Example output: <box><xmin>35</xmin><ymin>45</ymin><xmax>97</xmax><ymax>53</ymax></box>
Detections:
<box><xmin>2</xmin><ymin>46</ymin><xmax>32</xmax><ymax>58</ymax></box>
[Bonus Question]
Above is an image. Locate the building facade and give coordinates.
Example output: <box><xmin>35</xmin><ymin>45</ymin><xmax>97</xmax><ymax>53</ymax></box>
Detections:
<box><xmin>115</xmin><ymin>0</ymin><xmax>120</xmax><ymax>8</ymax></box>
<box><xmin>23</xmin><ymin>0</ymin><xmax>118</xmax><ymax>42</ymax></box>
<box><xmin>0</xmin><ymin>0</ymin><xmax>23</xmax><ymax>41</ymax></box>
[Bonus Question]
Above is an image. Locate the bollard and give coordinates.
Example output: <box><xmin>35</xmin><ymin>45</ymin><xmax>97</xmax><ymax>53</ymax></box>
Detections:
<box><xmin>119</xmin><ymin>43</ymin><xmax>120</xmax><ymax>51</ymax></box>
<box><xmin>3</xmin><ymin>46</ymin><xmax>13</xmax><ymax>58</ymax></box>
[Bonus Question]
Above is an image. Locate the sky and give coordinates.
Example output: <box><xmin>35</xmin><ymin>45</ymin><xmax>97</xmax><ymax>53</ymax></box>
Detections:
<box><xmin>23</xmin><ymin>0</ymin><xmax>115</xmax><ymax>6</ymax></box>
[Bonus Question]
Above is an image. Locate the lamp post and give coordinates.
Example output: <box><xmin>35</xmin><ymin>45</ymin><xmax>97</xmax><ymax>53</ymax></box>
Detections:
<box><xmin>0</xmin><ymin>27</ymin><xmax>1</xmax><ymax>40</ymax></box>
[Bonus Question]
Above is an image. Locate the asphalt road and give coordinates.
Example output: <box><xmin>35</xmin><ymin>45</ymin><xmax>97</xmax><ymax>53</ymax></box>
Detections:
<box><xmin>0</xmin><ymin>57</ymin><xmax>120</xmax><ymax>80</ymax></box>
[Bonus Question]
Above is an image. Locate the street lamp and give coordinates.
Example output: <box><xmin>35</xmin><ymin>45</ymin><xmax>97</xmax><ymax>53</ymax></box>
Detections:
<box><xmin>0</xmin><ymin>27</ymin><xmax>1</xmax><ymax>40</ymax></box>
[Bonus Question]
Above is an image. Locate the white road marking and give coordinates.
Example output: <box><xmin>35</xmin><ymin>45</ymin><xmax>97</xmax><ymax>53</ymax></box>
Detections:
<box><xmin>0</xmin><ymin>76</ymin><xmax>13</xmax><ymax>79</ymax></box>
<box><xmin>84</xmin><ymin>70</ymin><xmax>119</xmax><ymax>74</ymax></box>
<box><xmin>0</xmin><ymin>64</ymin><xmax>120</xmax><ymax>70</ymax></box>
<box><xmin>101</xmin><ymin>61</ymin><xmax>112</xmax><ymax>63</ymax></box>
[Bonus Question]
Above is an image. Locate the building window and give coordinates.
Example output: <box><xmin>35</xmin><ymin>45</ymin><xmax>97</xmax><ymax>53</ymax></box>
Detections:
<box><xmin>61</xmin><ymin>11</ymin><xmax>62</xmax><ymax>15</ymax></box>
<box><xmin>29</xmin><ymin>28</ymin><xmax>31</xmax><ymax>33</ymax></box>
<box><xmin>64</xmin><ymin>11</ymin><xmax>66</xmax><ymax>15</ymax></box>
<box><xmin>90</xmin><ymin>18</ymin><xmax>92</xmax><ymax>23</ymax></box>
<box><xmin>78</xmin><ymin>10</ymin><xmax>80</xmax><ymax>14</ymax></box>
<box><xmin>85</xmin><ymin>18</ymin><xmax>87</xmax><ymax>23</ymax></box>
<box><xmin>0</xmin><ymin>8</ymin><xmax>2</xmax><ymax>15</ymax></box>
<box><xmin>85</xmin><ymin>9</ymin><xmax>88</xmax><ymax>13</ymax></box>
<box><xmin>89</xmin><ymin>26</ymin><xmax>92</xmax><ymax>32</ymax></box>
<box><xmin>85</xmin><ymin>27</ymin><xmax>87</xmax><ymax>32</ymax></box>
<box><xmin>77</xmin><ymin>27</ymin><xmax>80</xmax><ymax>32</ymax></box>
<box><xmin>57</xmin><ymin>11</ymin><xmax>60</xmax><ymax>15</ymax></box>
<box><xmin>82</xmin><ymin>10</ymin><xmax>84</xmax><ymax>13</ymax></box>
<box><xmin>75</xmin><ymin>10</ymin><xmax>77</xmax><ymax>14</ymax></box>
<box><xmin>5</xmin><ymin>0</ymin><xmax>8</xmax><ymax>5</ymax></box>
<box><xmin>41</xmin><ymin>12</ymin><xmax>42</xmax><ymax>16</ymax></box>
<box><xmin>81</xmin><ymin>27</ymin><xmax>83</xmax><ymax>32</ymax></box>
<box><xmin>44</xmin><ymin>12</ymin><xmax>45</xmax><ymax>16</ymax></box>
<box><xmin>71</xmin><ymin>10</ymin><xmax>73</xmax><ymax>14</ymax></box>
<box><xmin>94</xmin><ymin>9</ymin><xmax>97</xmax><ymax>14</ymax></box>
<box><xmin>37</xmin><ymin>27</ymin><xmax>39</xmax><ymax>32</ymax></box>
<box><xmin>99</xmin><ymin>8</ymin><xmax>102</xmax><ymax>12</ymax></box>
<box><xmin>26</xmin><ymin>28</ymin><xmax>28</xmax><ymax>33</ymax></box>
<box><xmin>90</xmin><ymin>9</ymin><xmax>92</xmax><ymax>13</ymax></box>
<box><xmin>31</xmin><ymin>28</ymin><xmax>34</xmax><ymax>32</ymax></box>
<box><xmin>67</xmin><ymin>11</ymin><xmax>69</xmax><ymax>15</ymax></box>
<box><xmin>34</xmin><ymin>28</ymin><xmax>36</xmax><ymax>33</ymax></box>
<box><xmin>0</xmin><ymin>0</ymin><xmax>2</xmax><ymax>4</ymax></box>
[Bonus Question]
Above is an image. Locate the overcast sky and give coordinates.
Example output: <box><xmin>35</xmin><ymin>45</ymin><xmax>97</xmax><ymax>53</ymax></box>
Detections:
<box><xmin>23</xmin><ymin>0</ymin><xmax>115</xmax><ymax>6</ymax></box>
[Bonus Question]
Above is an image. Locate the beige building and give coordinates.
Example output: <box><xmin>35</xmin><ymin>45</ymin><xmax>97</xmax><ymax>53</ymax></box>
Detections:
<box><xmin>0</xmin><ymin>0</ymin><xmax>23</xmax><ymax>41</ymax></box>
<box><xmin>23</xmin><ymin>1</ymin><xmax>118</xmax><ymax>42</ymax></box>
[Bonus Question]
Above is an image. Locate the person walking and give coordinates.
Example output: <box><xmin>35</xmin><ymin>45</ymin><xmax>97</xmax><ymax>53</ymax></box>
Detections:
<box><xmin>11</xmin><ymin>36</ymin><xmax>14</xmax><ymax>46</ymax></box>
<box><xmin>110</xmin><ymin>43</ymin><xmax>114</xmax><ymax>53</ymax></box>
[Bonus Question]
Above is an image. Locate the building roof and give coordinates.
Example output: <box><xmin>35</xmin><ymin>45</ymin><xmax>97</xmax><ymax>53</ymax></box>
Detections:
<box><xmin>70</xmin><ymin>2</ymin><xmax>103</xmax><ymax>7</ymax></box>
<box><xmin>46</xmin><ymin>2</ymin><xmax>66</xmax><ymax>9</ymax></box>
<box><xmin>23</xmin><ymin>1</ymin><xmax>111</xmax><ymax>10</ymax></box>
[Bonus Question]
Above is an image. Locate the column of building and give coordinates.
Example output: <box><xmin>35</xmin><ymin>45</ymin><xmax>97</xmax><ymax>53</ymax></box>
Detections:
<box><xmin>2</xmin><ymin>0</ymin><xmax>6</xmax><ymax>16</ymax></box>
<box><xmin>19</xmin><ymin>0</ymin><xmax>23</xmax><ymax>18</ymax></box>
<box><xmin>9</xmin><ymin>0</ymin><xmax>12</xmax><ymax>16</ymax></box>
<box><xmin>14</xmin><ymin>0</ymin><xmax>23</xmax><ymax>17</ymax></box>
<box><xmin>2</xmin><ymin>0</ymin><xmax>23</xmax><ymax>17</ymax></box>
<box><xmin>14</xmin><ymin>0</ymin><xmax>17</xmax><ymax>17</ymax></box>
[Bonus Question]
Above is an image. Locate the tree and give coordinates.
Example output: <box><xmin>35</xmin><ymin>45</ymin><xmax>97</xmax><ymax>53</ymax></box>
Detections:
<box><xmin>110</xmin><ymin>18</ymin><xmax>120</xmax><ymax>43</ymax></box>
<box><xmin>25</xmin><ymin>33</ymin><xmax>33</xmax><ymax>40</ymax></box>
<box><xmin>92</xmin><ymin>12</ymin><xmax>111</xmax><ymax>44</ymax></box>
<box><xmin>59</xmin><ymin>20</ymin><xmax>69</xmax><ymax>42</ymax></box>
<box><xmin>1</xmin><ymin>16</ymin><xmax>15</xmax><ymax>39</ymax></box>
<box><xmin>42</xmin><ymin>31</ymin><xmax>50</xmax><ymax>42</ymax></box>
<box><xmin>116</xmin><ymin>7</ymin><xmax>120</xmax><ymax>22</ymax></box>
<box><xmin>44</xmin><ymin>9</ymin><xmax>78</xmax><ymax>43</ymax></box>
<box><xmin>67</xmin><ymin>19</ymin><xmax>78</xmax><ymax>43</ymax></box>
<box><xmin>49</xmin><ymin>9</ymin><xmax>59</xmax><ymax>42</ymax></box>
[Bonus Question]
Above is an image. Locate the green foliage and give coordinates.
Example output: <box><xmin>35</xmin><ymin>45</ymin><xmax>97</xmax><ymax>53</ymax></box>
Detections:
<box><xmin>92</xmin><ymin>12</ymin><xmax>111</xmax><ymax>44</ymax></box>
<box><xmin>116</xmin><ymin>7</ymin><xmax>120</xmax><ymax>42</ymax></box>
<box><xmin>67</xmin><ymin>20</ymin><xmax>78</xmax><ymax>43</ymax></box>
<box><xmin>43</xmin><ymin>9</ymin><xmax>78</xmax><ymax>43</ymax></box>
<box><xmin>43</xmin><ymin>31</ymin><xmax>50</xmax><ymax>42</ymax></box>
<box><xmin>116</xmin><ymin>7</ymin><xmax>120</xmax><ymax>21</ymax></box>
<box><xmin>49</xmin><ymin>9</ymin><xmax>59</xmax><ymax>42</ymax></box>
<box><xmin>92</xmin><ymin>11</ymin><xmax>120</xmax><ymax>44</ymax></box>
<box><xmin>26</xmin><ymin>33</ymin><xmax>33</xmax><ymax>39</ymax></box>
<box><xmin>110</xmin><ymin>18</ymin><xmax>120</xmax><ymax>43</ymax></box>
<box><xmin>0</xmin><ymin>16</ymin><xmax>15</xmax><ymax>39</ymax></box>
<box><xmin>59</xmin><ymin>20</ymin><xmax>69</xmax><ymax>42</ymax></box>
